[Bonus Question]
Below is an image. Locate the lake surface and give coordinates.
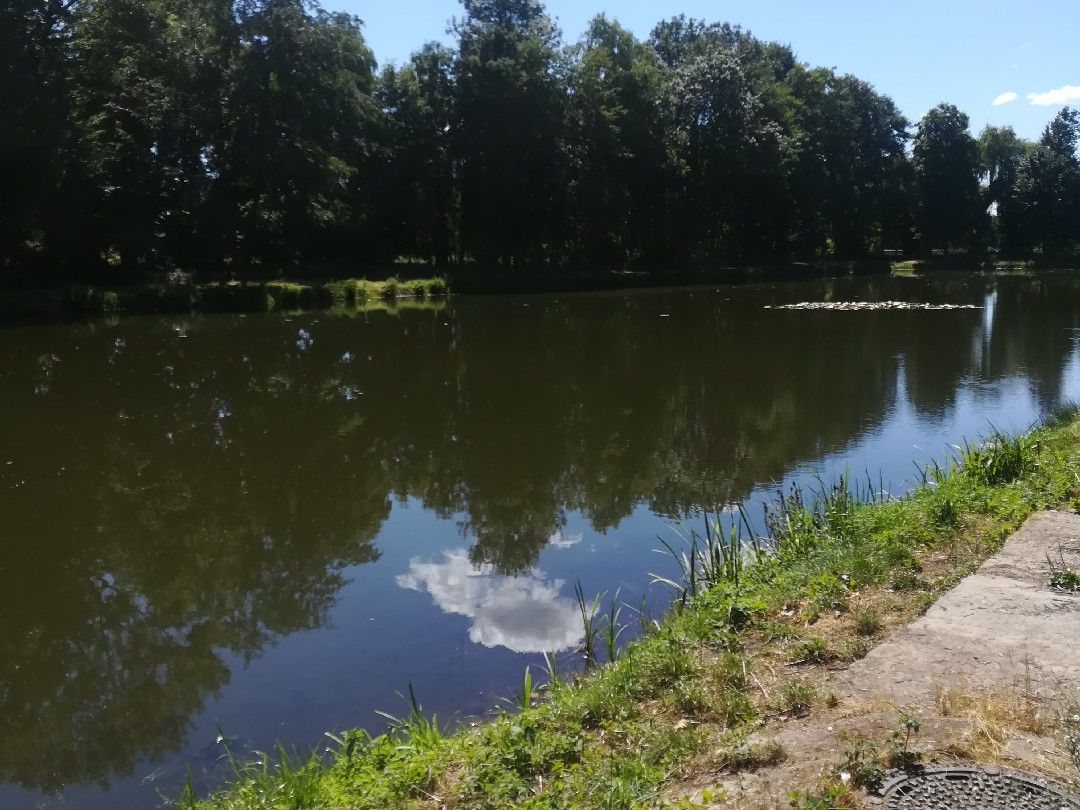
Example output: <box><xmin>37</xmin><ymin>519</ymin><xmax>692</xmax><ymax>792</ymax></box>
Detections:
<box><xmin>1</xmin><ymin>273</ymin><xmax>1079</xmax><ymax>808</ymax></box>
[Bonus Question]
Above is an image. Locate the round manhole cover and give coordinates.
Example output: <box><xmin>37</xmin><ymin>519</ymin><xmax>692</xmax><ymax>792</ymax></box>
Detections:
<box><xmin>877</xmin><ymin>765</ymin><xmax>1080</xmax><ymax>809</ymax></box>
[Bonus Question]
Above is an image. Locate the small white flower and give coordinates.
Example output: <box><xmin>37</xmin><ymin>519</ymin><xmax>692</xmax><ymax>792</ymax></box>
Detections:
<box><xmin>840</xmin><ymin>771</ymin><xmax>851</xmax><ymax>784</ymax></box>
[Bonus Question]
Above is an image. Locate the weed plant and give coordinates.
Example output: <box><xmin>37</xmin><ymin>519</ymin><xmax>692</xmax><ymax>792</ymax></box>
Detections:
<box><xmin>1048</xmin><ymin>548</ymin><xmax>1080</xmax><ymax>592</ymax></box>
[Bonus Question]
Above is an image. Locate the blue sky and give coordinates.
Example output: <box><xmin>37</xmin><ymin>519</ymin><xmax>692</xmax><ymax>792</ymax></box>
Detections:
<box><xmin>331</xmin><ymin>0</ymin><xmax>1080</xmax><ymax>141</ymax></box>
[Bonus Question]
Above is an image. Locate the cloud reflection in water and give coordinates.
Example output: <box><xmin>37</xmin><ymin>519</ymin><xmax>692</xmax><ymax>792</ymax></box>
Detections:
<box><xmin>396</xmin><ymin>550</ymin><xmax>583</xmax><ymax>653</ymax></box>
<box><xmin>547</xmin><ymin>530</ymin><xmax>582</xmax><ymax>549</ymax></box>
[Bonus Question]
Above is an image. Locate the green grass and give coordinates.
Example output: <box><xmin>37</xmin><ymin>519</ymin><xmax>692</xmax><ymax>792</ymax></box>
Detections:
<box><xmin>954</xmin><ymin>427</ymin><xmax>1039</xmax><ymax>485</ymax></box>
<box><xmin>771</xmin><ymin>677</ymin><xmax>817</xmax><ymax>718</ymax></box>
<box><xmin>889</xmin><ymin>258</ymin><xmax>1052</xmax><ymax>278</ymax></box>
<box><xmin>232</xmin><ymin>276</ymin><xmax>450</xmax><ymax>313</ymax></box>
<box><xmin>183</xmin><ymin>414</ymin><xmax>1080</xmax><ymax>809</ymax></box>
<box><xmin>890</xmin><ymin>260</ymin><xmax>923</xmax><ymax>277</ymax></box>
<box><xmin>49</xmin><ymin>276</ymin><xmax>450</xmax><ymax>321</ymax></box>
<box><xmin>852</xmin><ymin>607</ymin><xmax>883</xmax><ymax>637</ymax></box>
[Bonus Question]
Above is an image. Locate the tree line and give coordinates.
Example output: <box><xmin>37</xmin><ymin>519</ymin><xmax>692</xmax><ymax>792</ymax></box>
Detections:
<box><xmin>4</xmin><ymin>0</ymin><xmax>1080</xmax><ymax>284</ymax></box>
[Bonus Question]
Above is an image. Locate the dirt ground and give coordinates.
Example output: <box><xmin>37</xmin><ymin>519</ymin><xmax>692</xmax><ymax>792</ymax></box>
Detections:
<box><xmin>673</xmin><ymin>510</ymin><xmax>1080</xmax><ymax>807</ymax></box>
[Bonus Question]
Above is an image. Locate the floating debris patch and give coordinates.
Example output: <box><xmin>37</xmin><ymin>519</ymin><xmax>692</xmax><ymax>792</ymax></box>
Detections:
<box><xmin>765</xmin><ymin>301</ymin><xmax>982</xmax><ymax>311</ymax></box>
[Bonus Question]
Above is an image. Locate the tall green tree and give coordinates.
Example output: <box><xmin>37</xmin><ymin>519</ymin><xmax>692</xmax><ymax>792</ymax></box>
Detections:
<box><xmin>69</xmin><ymin>0</ymin><xmax>176</xmax><ymax>276</ymax></box>
<box><xmin>208</xmin><ymin>0</ymin><xmax>378</xmax><ymax>269</ymax></box>
<box><xmin>785</xmin><ymin>67</ymin><xmax>910</xmax><ymax>256</ymax></box>
<box><xmin>649</xmin><ymin>18</ymin><xmax>801</xmax><ymax>260</ymax></box>
<box><xmin>564</xmin><ymin>16</ymin><xmax>668</xmax><ymax>265</ymax></box>
<box><xmin>913</xmin><ymin>103</ymin><xmax>981</xmax><ymax>253</ymax></box>
<box><xmin>665</xmin><ymin>42</ymin><xmax>790</xmax><ymax>260</ymax></box>
<box><xmin>154</xmin><ymin>0</ymin><xmax>238</xmax><ymax>269</ymax></box>
<box><xmin>1001</xmin><ymin>108</ymin><xmax>1080</xmax><ymax>256</ymax></box>
<box><xmin>66</xmin><ymin>0</ymin><xmax>236</xmax><ymax>276</ymax></box>
<box><xmin>979</xmin><ymin>125</ymin><xmax>1029</xmax><ymax>206</ymax></box>
<box><xmin>0</xmin><ymin>0</ymin><xmax>73</xmax><ymax>277</ymax></box>
<box><xmin>978</xmin><ymin>125</ymin><xmax>1031</xmax><ymax>252</ymax></box>
<box><xmin>453</xmin><ymin>0</ymin><xmax>564</xmax><ymax>265</ymax></box>
<box><xmin>377</xmin><ymin>43</ymin><xmax>458</xmax><ymax>266</ymax></box>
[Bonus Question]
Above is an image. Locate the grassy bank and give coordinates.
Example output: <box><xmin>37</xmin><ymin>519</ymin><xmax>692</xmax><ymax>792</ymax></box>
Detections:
<box><xmin>889</xmin><ymin>258</ymin><xmax>1080</xmax><ymax>277</ymax></box>
<box><xmin>179</xmin><ymin>413</ymin><xmax>1080</xmax><ymax>809</ymax></box>
<box><xmin>0</xmin><ymin>276</ymin><xmax>449</xmax><ymax>324</ymax></box>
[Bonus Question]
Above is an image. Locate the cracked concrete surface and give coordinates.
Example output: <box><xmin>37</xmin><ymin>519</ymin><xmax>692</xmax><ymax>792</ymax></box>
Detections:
<box><xmin>845</xmin><ymin>510</ymin><xmax>1080</xmax><ymax>703</ymax></box>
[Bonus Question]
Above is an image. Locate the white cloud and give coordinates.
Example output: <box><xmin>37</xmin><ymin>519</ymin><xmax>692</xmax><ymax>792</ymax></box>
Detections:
<box><xmin>992</xmin><ymin>91</ymin><xmax>1018</xmax><ymax>106</ymax></box>
<box><xmin>1027</xmin><ymin>84</ymin><xmax>1080</xmax><ymax>106</ymax></box>
<box><xmin>396</xmin><ymin>550</ymin><xmax>583</xmax><ymax>653</ymax></box>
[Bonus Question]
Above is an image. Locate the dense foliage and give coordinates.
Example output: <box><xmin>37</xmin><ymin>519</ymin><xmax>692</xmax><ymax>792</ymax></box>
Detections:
<box><xmin>5</xmin><ymin>0</ymin><xmax>1080</xmax><ymax>283</ymax></box>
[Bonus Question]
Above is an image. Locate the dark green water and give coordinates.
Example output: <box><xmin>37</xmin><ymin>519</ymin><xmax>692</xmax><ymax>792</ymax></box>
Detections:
<box><xmin>1</xmin><ymin>274</ymin><xmax>1078</xmax><ymax>807</ymax></box>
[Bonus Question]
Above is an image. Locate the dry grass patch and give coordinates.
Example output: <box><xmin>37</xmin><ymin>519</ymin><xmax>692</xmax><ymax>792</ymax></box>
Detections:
<box><xmin>934</xmin><ymin>685</ymin><xmax>1055</xmax><ymax>762</ymax></box>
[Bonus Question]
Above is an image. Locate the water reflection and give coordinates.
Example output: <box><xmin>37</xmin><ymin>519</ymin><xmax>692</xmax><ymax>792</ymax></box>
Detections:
<box><xmin>396</xmin><ymin>550</ymin><xmax>583</xmax><ymax>653</ymax></box>
<box><xmin>548</xmin><ymin>530</ymin><xmax>583</xmax><ymax>549</ymax></box>
<box><xmin>0</xmin><ymin>274</ymin><xmax>1079</xmax><ymax>806</ymax></box>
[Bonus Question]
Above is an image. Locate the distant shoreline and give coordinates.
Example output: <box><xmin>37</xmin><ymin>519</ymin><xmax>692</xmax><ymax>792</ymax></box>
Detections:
<box><xmin>0</xmin><ymin>276</ymin><xmax>449</xmax><ymax>326</ymax></box>
<box><xmin>1</xmin><ymin>260</ymin><xmax>1076</xmax><ymax>326</ymax></box>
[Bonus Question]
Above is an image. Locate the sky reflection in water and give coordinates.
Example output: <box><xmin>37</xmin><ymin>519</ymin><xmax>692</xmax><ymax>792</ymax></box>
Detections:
<box><xmin>397</xmin><ymin>548</ymin><xmax>583</xmax><ymax>653</ymax></box>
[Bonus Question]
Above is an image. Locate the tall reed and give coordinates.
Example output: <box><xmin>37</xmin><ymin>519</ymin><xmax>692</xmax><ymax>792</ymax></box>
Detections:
<box><xmin>651</xmin><ymin>505</ymin><xmax>759</xmax><ymax>604</ymax></box>
<box><xmin>374</xmin><ymin>683</ymin><xmax>442</xmax><ymax>751</ymax></box>
<box><xmin>574</xmin><ymin>580</ymin><xmax>602</xmax><ymax>668</ymax></box>
<box><xmin>603</xmin><ymin>588</ymin><xmax>625</xmax><ymax>663</ymax></box>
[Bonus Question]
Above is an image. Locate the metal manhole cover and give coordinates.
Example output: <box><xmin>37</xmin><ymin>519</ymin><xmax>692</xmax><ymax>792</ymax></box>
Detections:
<box><xmin>876</xmin><ymin>765</ymin><xmax>1080</xmax><ymax>809</ymax></box>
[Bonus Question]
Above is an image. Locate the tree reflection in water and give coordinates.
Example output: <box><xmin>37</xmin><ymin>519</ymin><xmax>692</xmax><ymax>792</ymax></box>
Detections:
<box><xmin>0</xmin><ymin>275</ymin><xmax>1077</xmax><ymax>798</ymax></box>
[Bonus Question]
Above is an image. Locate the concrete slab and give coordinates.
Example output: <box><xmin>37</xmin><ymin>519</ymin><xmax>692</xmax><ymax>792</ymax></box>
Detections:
<box><xmin>845</xmin><ymin>511</ymin><xmax>1080</xmax><ymax>702</ymax></box>
<box><xmin>710</xmin><ymin>511</ymin><xmax>1080</xmax><ymax>807</ymax></box>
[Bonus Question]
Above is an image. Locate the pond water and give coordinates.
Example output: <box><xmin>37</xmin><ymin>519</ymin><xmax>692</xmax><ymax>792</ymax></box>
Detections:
<box><xmin>1</xmin><ymin>273</ymin><xmax>1079</xmax><ymax>808</ymax></box>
